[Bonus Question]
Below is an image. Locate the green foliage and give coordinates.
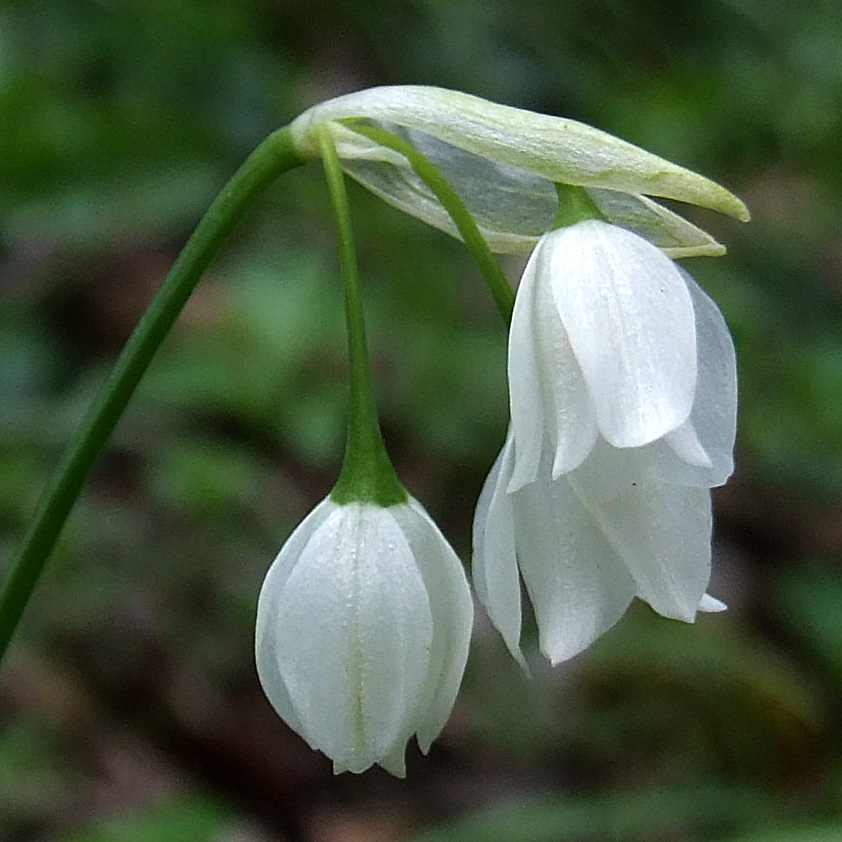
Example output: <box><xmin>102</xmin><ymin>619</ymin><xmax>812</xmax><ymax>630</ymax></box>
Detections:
<box><xmin>56</xmin><ymin>796</ymin><xmax>232</xmax><ymax>842</ymax></box>
<box><xmin>138</xmin><ymin>251</ymin><xmax>348</xmax><ymax>467</ymax></box>
<box><xmin>723</xmin><ymin>826</ymin><xmax>842</xmax><ymax>842</ymax></box>
<box><xmin>0</xmin><ymin>718</ymin><xmax>79</xmax><ymax>832</ymax></box>
<box><xmin>465</xmin><ymin>605</ymin><xmax>825</xmax><ymax>786</ymax></box>
<box><xmin>773</xmin><ymin>563</ymin><xmax>842</xmax><ymax>692</ymax></box>
<box><xmin>405</xmin><ymin>787</ymin><xmax>781</xmax><ymax>842</ymax></box>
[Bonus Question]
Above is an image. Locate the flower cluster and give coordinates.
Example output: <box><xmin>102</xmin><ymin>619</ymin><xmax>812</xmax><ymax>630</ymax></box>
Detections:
<box><xmin>255</xmin><ymin>86</ymin><xmax>745</xmax><ymax>775</ymax></box>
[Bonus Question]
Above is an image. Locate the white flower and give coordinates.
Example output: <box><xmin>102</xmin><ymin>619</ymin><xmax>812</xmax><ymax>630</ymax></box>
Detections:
<box><xmin>289</xmin><ymin>86</ymin><xmax>749</xmax><ymax>258</ymax></box>
<box><xmin>508</xmin><ymin>220</ymin><xmax>737</xmax><ymax>491</ymax></box>
<box><xmin>473</xmin><ymin>220</ymin><xmax>736</xmax><ymax>665</ymax></box>
<box><xmin>256</xmin><ymin>496</ymin><xmax>473</xmax><ymax>776</ymax></box>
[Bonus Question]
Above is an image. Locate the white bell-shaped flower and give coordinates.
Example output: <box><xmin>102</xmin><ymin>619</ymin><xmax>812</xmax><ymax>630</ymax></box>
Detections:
<box><xmin>508</xmin><ymin>219</ymin><xmax>737</xmax><ymax>492</ymax></box>
<box><xmin>256</xmin><ymin>496</ymin><xmax>473</xmax><ymax>776</ymax></box>
<box><xmin>474</xmin><ymin>220</ymin><xmax>736</xmax><ymax>665</ymax></box>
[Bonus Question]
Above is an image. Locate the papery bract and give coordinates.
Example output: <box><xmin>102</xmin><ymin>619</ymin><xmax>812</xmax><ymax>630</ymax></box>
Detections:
<box><xmin>256</xmin><ymin>496</ymin><xmax>473</xmax><ymax>776</ymax></box>
<box><xmin>289</xmin><ymin>86</ymin><xmax>749</xmax><ymax>257</ymax></box>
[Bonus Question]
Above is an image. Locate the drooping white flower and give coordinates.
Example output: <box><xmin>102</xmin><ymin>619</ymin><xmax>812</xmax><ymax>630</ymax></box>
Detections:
<box><xmin>473</xmin><ymin>220</ymin><xmax>736</xmax><ymax>665</ymax></box>
<box><xmin>289</xmin><ymin>86</ymin><xmax>749</xmax><ymax>258</ymax></box>
<box><xmin>508</xmin><ymin>220</ymin><xmax>737</xmax><ymax>491</ymax></box>
<box><xmin>256</xmin><ymin>496</ymin><xmax>473</xmax><ymax>776</ymax></box>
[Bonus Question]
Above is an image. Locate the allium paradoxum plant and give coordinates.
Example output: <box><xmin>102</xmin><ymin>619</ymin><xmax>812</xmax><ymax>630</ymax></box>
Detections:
<box><xmin>1</xmin><ymin>86</ymin><xmax>748</xmax><ymax>777</ymax></box>
<box><xmin>286</xmin><ymin>87</ymin><xmax>746</xmax><ymax>672</ymax></box>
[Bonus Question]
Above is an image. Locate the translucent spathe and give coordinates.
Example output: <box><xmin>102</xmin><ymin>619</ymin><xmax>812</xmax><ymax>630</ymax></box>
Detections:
<box><xmin>256</xmin><ymin>496</ymin><xmax>473</xmax><ymax>776</ymax></box>
<box><xmin>289</xmin><ymin>86</ymin><xmax>749</xmax><ymax>257</ymax></box>
<box><xmin>474</xmin><ymin>221</ymin><xmax>737</xmax><ymax>664</ymax></box>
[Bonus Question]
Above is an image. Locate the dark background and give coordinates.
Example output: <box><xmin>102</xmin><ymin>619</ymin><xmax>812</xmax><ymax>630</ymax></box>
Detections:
<box><xmin>1</xmin><ymin>1</ymin><xmax>841</xmax><ymax>840</ymax></box>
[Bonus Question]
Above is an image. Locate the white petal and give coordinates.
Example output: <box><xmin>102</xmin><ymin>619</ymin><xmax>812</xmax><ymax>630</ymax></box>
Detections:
<box><xmin>393</xmin><ymin>498</ymin><xmax>473</xmax><ymax>753</ymax></box>
<box><xmin>640</xmin><ymin>273</ymin><xmax>738</xmax><ymax>487</ymax></box>
<box><xmin>558</xmin><ymin>438</ymin><xmax>647</xmax><ymax>504</ymax></box>
<box><xmin>676</xmin><ymin>273</ymin><xmax>738</xmax><ymax>482</ymax></box>
<box><xmin>472</xmin><ymin>435</ymin><xmax>526</xmax><ymax>668</ymax></box>
<box><xmin>664</xmin><ymin>420</ymin><xmax>713</xmax><ymax>468</ymax></box>
<box><xmin>513</xmin><ymin>465</ymin><xmax>637</xmax><ymax>665</ymax></box>
<box><xmin>568</xmin><ymin>467</ymin><xmax>712</xmax><ymax>622</ymax></box>
<box><xmin>273</xmin><ymin>503</ymin><xmax>433</xmax><ymax>774</ymax></box>
<box><xmin>378</xmin><ymin>744</ymin><xmax>409</xmax><ymax>778</ymax></box>
<box><xmin>699</xmin><ymin>594</ymin><xmax>727</xmax><ymax>612</ymax></box>
<box><xmin>507</xmin><ymin>247</ymin><xmax>547</xmax><ymax>491</ymax></box>
<box><xmin>255</xmin><ymin>498</ymin><xmax>337</xmax><ymax>736</ymax></box>
<box><xmin>531</xmin><ymin>239</ymin><xmax>599</xmax><ymax>477</ymax></box>
<box><xmin>548</xmin><ymin>221</ymin><xmax>697</xmax><ymax>448</ymax></box>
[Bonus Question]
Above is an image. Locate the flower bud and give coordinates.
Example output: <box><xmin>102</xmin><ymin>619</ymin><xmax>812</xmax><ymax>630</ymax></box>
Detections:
<box><xmin>256</xmin><ymin>496</ymin><xmax>473</xmax><ymax>776</ymax></box>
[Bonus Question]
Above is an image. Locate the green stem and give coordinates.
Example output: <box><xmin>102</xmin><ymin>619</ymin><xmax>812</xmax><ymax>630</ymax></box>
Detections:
<box><xmin>318</xmin><ymin>128</ymin><xmax>407</xmax><ymax>507</ymax></box>
<box><xmin>0</xmin><ymin>127</ymin><xmax>307</xmax><ymax>665</ymax></box>
<box><xmin>552</xmin><ymin>182</ymin><xmax>608</xmax><ymax>228</ymax></box>
<box><xmin>347</xmin><ymin>122</ymin><xmax>515</xmax><ymax>325</ymax></box>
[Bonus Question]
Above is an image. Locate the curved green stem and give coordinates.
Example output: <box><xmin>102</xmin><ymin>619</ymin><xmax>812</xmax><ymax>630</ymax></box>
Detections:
<box><xmin>347</xmin><ymin>123</ymin><xmax>515</xmax><ymax>325</ymax></box>
<box><xmin>318</xmin><ymin>128</ymin><xmax>406</xmax><ymax>507</ymax></box>
<box><xmin>0</xmin><ymin>127</ymin><xmax>307</xmax><ymax>665</ymax></box>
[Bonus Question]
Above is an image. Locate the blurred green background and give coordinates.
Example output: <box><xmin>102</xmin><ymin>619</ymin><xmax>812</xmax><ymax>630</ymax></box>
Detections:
<box><xmin>1</xmin><ymin>0</ymin><xmax>841</xmax><ymax>840</ymax></box>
